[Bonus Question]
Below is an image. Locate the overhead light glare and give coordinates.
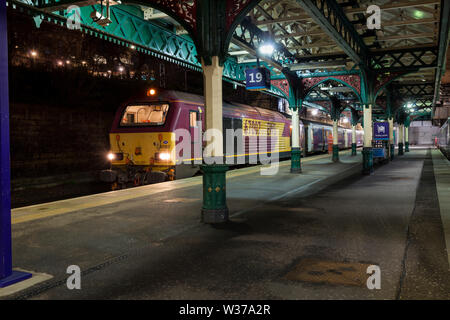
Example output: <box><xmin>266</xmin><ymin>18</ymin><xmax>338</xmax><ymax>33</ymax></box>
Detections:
<box><xmin>259</xmin><ymin>43</ymin><xmax>274</xmax><ymax>56</ymax></box>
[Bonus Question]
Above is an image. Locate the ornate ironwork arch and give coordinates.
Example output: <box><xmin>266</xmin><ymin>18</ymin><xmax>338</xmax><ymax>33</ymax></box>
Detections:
<box><xmin>301</xmin><ymin>75</ymin><xmax>362</xmax><ymax>103</ymax></box>
<box><xmin>373</xmin><ymin>70</ymin><xmax>415</xmax><ymax>103</ymax></box>
<box><xmin>133</xmin><ymin>0</ymin><xmax>261</xmax><ymax>65</ymax></box>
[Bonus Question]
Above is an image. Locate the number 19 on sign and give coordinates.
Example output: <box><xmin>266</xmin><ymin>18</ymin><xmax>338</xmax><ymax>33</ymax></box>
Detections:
<box><xmin>245</xmin><ymin>67</ymin><xmax>271</xmax><ymax>90</ymax></box>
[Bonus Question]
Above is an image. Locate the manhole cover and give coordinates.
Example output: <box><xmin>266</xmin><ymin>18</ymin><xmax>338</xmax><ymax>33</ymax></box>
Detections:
<box><xmin>285</xmin><ymin>259</ymin><xmax>373</xmax><ymax>287</ymax></box>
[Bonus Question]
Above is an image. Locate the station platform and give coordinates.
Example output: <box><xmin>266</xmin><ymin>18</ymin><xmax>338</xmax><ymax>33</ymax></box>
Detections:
<box><xmin>2</xmin><ymin>148</ymin><xmax>450</xmax><ymax>299</ymax></box>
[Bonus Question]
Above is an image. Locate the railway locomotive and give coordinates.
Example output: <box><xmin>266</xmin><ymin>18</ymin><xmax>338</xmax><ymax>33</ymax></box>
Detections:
<box><xmin>101</xmin><ymin>89</ymin><xmax>363</xmax><ymax>189</ymax></box>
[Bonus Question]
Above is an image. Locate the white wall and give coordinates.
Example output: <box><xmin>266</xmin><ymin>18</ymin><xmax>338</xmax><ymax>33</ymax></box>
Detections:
<box><xmin>408</xmin><ymin>121</ymin><xmax>440</xmax><ymax>145</ymax></box>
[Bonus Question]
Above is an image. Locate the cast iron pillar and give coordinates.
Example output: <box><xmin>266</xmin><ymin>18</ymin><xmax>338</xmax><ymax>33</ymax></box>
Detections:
<box><xmin>200</xmin><ymin>164</ymin><xmax>228</xmax><ymax>223</ymax></box>
<box><xmin>351</xmin><ymin>125</ymin><xmax>357</xmax><ymax>156</ymax></box>
<box><xmin>398</xmin><ymin>124</ymin><xmax>404</xmax><ymax>156</ymax></box>
<box><xmin>350</xmin><ymin>107</ymin><xmax>360</xmax><ymax>156</ymax></box>
<box><xmin>290</xmin><ymin>107</ymin><xmax>302</xmax><ymax>173</ymax></box>
<box><xmin>362</xmin><ymin>104</ymin><xmax>373</xmax><ymax>175</ymax></box>
<box><xmin>0</xmin><ymin>0</ymin><xmax>32</xmax><ymax>287</ymax></box>
<box><xmin>201</xmin><ymin>56</ymin><xmax>229</xmax><ymax>223</ymax></box>
<box><xmin>405</xmin><ymin>125</ymin><xmax>409</xmax><ymax>152</ymax></box>
<box><xmin>330</xmin><ymin>97</ymin><xmax>345</xmax><ymax>162</ymax></box>
<box><xmin>332</xmin><ymin>120</ymin><xmax>339</xmax><ymax>162</ymax></box>
<box><xmin>388</xmin><ymin>117</ymin><xmax>394</xmax><ymax>161</ymax></box>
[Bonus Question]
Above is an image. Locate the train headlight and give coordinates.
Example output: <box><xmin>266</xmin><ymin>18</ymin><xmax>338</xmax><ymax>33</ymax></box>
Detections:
<box><xmin>158</xmin><ymin>152</ymin><xmax>170</xmax><ymax>161</ymax></box>
<box><xmin>107</xmin><ymin>152</ymin><xmax>123</xmax><ymax>161</ymax></box>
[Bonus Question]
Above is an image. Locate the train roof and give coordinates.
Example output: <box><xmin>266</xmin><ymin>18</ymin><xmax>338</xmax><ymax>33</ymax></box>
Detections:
<box><xmin>158</xmin><ymin>90</ymin><xmax>287</xmax><ymax>122</ymax></box>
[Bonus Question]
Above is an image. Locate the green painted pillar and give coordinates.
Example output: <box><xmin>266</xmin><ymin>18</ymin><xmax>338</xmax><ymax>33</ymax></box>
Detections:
<box><xmin>398</xmin><ymin>124</ymin><xmax>404</xmax><ymax>156</ymax></box>
<box><xmin>332</xmin><ymin>120</ymin><xmax>339</xmax><ymax>162</ymax></box>
<box><xmin>201</xmin><ymin>56</ymin><xmax>228</xmax><ymax>223</ymax></box>
<box><xmin>398</xmin><ymin>143</ymin><xmax>404</xmax><ymax>155</ymax></box>
<box><xmin>291</xmin><ymin>107</ymin><xmax>302</xmax><ymax>173</ymax></box>
<box><xmin>291</xmin><ymin>148</ymin><xmax>302</xmax><ymax>173</ymax></box>
<box><xmin>201</xmin><ymin>164</ymin><xmax>229</xmax><ymax>223</ymax></box>
<box><xmin>362</xmin><ymin>104</ymin><xmax>373</xmax><ymax>175</ymax></box>
<box><xmin>388</xmin><ymin>117</ymin><xmax>394</xmax><ymax>161</ymax></box>
<box><xmin>332</xmin><ymin>145</ymin><xmax>339</xmax><ymax>162</ymax></box>
<box><xmin>405</xmin><ymin>126</ymin><xmax>409</xmax><ymax>152</ymax></box>
<box><xmin>362</xmin><ymin>148</ymin><xmax>374</xmax><ymax>175</ymax></box>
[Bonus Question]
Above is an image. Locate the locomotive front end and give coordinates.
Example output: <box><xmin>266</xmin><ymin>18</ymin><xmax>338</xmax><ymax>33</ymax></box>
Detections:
<box><xmin>101</xmin><ymin>97</ymin><xmax>177</xmax><ymax>189</ymax></box>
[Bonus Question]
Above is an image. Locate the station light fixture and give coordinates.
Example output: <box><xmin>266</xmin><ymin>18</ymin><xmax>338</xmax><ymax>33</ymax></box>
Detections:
<box><xmin>258</xmin><ymin>32</ymin><xmax>275</xmax><ymax>56</ymax></box>
<box><xmin>311</xmin><ymin>109</ymin><xmax>318</xmax><ymax>116</ymax></box>
<box><xmin>107</xmin><ymin>152</ymin><xmax>115</xmax><ymax>161</ymax></box>
<box><xmin>57</xmin><ymin>60</ymin><xmax>63</xmax><ymax>66</ymax></box>
<box><xmin>118</xmin><ymin>66</ymin><xmax>124</xmax><ymax>72</ymax></box>
<box><xmin>289</xmin><ymin>60</ymin><xmax>349</xmax><ymax>71</ymax></box>
<box><xmin>342</xmin><ymin>117</ymin><xmax>349</xmax><ymax>123</ymax></box>
<box><xmin>259</xmin><ymin>43</ymin><xmax>274</xmax><ymax>56</ymax></box>
<box><xmin>30</xmin><ymin>50</ymin><xmax>37</xmax><ymax>57</ymax></box>
<box><xmin>413</xmin><ymin>10</ymin><xmax>424</xmax><ymax>19</ymax></box>
<box><xmin>147</xmin><ymin>88</ymin><xmax>156</xmax><ymax>96</ymax></box>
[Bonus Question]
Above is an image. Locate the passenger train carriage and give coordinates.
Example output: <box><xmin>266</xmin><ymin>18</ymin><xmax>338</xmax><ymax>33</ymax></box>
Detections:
<box><xmin>101</xmin><ymin>89</ymin><xmax>363</xmax><ymax>189</ymax></box>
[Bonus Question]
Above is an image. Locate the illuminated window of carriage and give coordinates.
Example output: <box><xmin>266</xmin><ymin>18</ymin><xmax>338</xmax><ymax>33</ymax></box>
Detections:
<box><xmin>120</xmin><ymin>104</ymin><xmax>169</xmax><ymax>126</ymax></box>
<box><xmin>189</xmin><ymin>111</ymin><xmax>198</xmax><ymax>128</ymax></box>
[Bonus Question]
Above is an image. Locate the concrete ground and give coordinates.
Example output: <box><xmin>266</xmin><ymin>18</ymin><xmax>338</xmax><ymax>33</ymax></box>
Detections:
<box><xmin>2</xmin><ymin>148</ymin><xmax>450</xmax><ymax>300</ymax></box>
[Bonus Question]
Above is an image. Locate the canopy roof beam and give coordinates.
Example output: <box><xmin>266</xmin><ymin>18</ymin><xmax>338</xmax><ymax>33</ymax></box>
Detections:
<box><xmin>296</xmin><ymin>0</ymin><xmax>368</xmax><ymax>66</ymax></box>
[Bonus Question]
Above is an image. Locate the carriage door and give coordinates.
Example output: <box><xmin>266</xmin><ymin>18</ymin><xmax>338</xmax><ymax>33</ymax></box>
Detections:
<box><xmin>189</xmin><ymin>110</ymin><xmax>201</xmax><ymax>163</ymax></box>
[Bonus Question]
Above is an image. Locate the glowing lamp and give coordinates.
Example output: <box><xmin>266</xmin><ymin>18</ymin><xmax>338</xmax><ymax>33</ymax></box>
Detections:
<box><xmin>259</xmin><ymin>43</ymin><xmax>274</xmax><ymax>56</ymax></box>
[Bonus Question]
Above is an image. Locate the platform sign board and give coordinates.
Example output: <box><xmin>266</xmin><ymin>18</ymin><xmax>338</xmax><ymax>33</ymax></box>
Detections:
<box><xmin>373</xmin><ymin>122</ymin><xmax>389</xmax><ymax>140</ymax></box>
<box><xmin>245</xmin><ymin>67</ymin><xmax>271</xmax><ymax>90</ymax></box>
<box><xmin>373</xmin><ymin>148</ymin><xmax>385</xmax><ymax>158</ymax></box>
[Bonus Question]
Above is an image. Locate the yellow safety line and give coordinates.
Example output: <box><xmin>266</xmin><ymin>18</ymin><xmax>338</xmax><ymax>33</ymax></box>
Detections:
<box><xmin>11</xmin><ymin>150</ymin><xmax>352</xmax><ymax>224</ymax></box>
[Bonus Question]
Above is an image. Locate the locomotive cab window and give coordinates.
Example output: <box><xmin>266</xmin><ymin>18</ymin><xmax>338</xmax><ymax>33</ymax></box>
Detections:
<box><xmin>120</xmin><ymin>104</ymin><xmax>169</xmax><ymax>127</ymax></box>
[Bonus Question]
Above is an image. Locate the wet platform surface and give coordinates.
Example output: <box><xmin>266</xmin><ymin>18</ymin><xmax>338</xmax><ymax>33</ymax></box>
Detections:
<box><xmin>3</xmin><ymin>148</ymin><xmax>450</xmax><ymax>299</ymax></box>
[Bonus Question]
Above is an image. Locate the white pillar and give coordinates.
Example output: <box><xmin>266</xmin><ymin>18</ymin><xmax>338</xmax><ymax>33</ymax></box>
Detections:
<box><xmin>202</xmin><ymin>56</ymin><xmax>223</xmax><ymax>158</ymax></box>
<box><xmin>333</xmin><ymin>120</ymin><xmax>338</xmax><ymax>145</ymax></box>
<box><xmin>405</xmin><ymin>126</ymin><xmax>409</xmax><ymax>143</ymax></box>
<box><xmin>291</xmin><ymin>108</ymin><xmax>300</xmax><ymax>148</ymax></box>
<box><xmin>399</xmin><ymin>124</ymin><xmax>404</xmax><ymax>145</ymax></box>
<box><xmin>388</xmin><ymin>118</ymin><xmax>394</xmax><ymax>145</ymax></box>
<box><xmin>363</xmin><ymin>104</ymin><xmax>372</xmax><ymax>147</ymax></box>
<box><xmin>352</xmin><ymin>125</ymin><xmax>356</xmax><ymax>144</ymax></box>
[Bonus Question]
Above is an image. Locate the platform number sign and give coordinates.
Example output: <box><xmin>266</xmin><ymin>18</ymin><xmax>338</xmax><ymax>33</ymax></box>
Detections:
<box><xmin>245</xmin><ymin>67</ymin><xmax>271</xmax><ymax>90</ymax></box>
<box><xmin>373</xmin><ymin>122</ymin><xmax>389</xmax><ymax>140</ymax></box>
